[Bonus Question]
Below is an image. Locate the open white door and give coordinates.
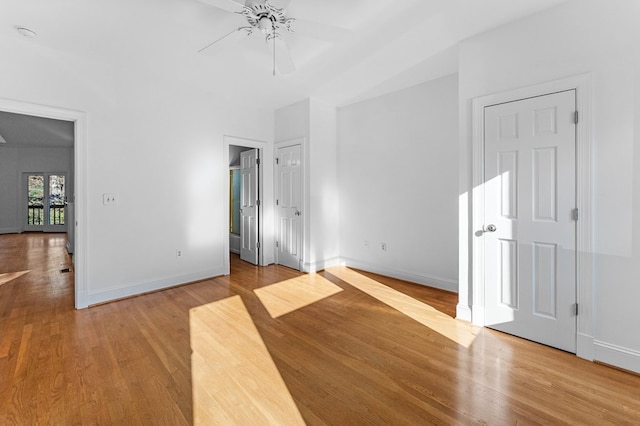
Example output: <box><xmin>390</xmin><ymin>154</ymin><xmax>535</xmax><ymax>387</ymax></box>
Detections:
<box><xmin>483</xmin><ymin>90</ymin><xmax>577</xmax><ymax>353</ymax></box>
<box><xmin>275</xmin><ymin>143</ymin><xmax>302</xmax><ymax>271</ymax></box>
<box><xmin>240</xmin><ymin>149</ymin><xmax>259</xmax><ymax>265</ymax></box>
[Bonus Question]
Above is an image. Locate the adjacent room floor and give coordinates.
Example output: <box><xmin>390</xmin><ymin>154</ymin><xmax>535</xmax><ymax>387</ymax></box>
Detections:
<box><xmin>1</xmin><ymin>233</ymin><xmax>638</xmax><ymax>424</ymax></box>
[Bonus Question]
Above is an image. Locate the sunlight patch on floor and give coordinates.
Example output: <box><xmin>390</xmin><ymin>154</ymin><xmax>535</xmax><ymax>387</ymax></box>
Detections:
<box><xmin>189</xmin><ymin>295</ymin><xmax>304</xmax><ymax>425</ymax></box>
<box><xmin>326</xmin><ymin>266</ymin><xmax>479</xmax><ymax>348</ymax></box>
<box><xmin>254</xmin><ymin>274</ymin><xmax>343</xmax><ymax>319</ymax></box>
<box><xmin>0</xmin><ymin>270</ymin><xmax>30</xmax><ymax>287</ymax></box>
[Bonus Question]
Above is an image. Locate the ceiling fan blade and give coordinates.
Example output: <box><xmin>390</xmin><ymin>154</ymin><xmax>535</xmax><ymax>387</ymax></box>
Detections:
<box><xmin>197</xmin><ymin>0</ymin><xmax>244</xmax><ymax>13</ymax></box>
<box><xmin>289</xmin><ymin>18</ymin><xmax>352</xmax><ymax>43</ymax></box>
<box><xmin>267</xmin><ymin>36</ymin><xmax>295</xmax><ymax>75</ymax></box>
<box><xmin>199</xmin><ymin>27</ymin><xmax>250</xmax><ymax>54</ymax></box>
<box><xmin>269</xmin><ymin>0</ymin><xmax>293</xmax><ymax>10</ymax></box>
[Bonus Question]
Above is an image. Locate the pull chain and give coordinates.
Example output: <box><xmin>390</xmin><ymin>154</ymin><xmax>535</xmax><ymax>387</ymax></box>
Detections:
<box><xmin>272</xmin><ymin>27</ymin><xmax>276</xmax><ymax>76</ymax></box>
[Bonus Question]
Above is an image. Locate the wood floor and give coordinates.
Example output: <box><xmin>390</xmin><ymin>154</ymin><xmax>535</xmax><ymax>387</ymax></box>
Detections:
<box><xmin>1</xmin><ymin>233</ymin><xmax>639</xmax><ymax>424</ymax></box>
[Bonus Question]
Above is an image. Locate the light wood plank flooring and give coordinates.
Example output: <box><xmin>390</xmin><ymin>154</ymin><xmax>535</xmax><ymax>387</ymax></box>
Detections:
<box><xmin>1</xmin><ymin>233</ymin><xmax>639</xmax><ymax>424</ymax></box>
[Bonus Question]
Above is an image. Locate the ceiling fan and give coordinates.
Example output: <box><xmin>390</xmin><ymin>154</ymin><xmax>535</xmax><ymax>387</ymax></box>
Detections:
<box><xmin>197</xmin><ymin>0</ymin><xmax>350</xmax><ymax>75</ymax></box>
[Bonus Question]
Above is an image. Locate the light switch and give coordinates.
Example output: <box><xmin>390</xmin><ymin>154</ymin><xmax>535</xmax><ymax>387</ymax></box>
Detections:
<box><xmin>103</xmin><ymin>193</ymin><xmax>118</xmax><ymax>206</ymax></box>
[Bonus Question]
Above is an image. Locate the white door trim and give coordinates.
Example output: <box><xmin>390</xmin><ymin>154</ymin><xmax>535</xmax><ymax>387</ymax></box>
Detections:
<box><xmin>468</xmin><ymin>74</ymin><xmax>594</xmax><ymax>360</ymax></box>
<box><xmin>274</xmin><ymin>137</ymin><xmax>306</xmax><ymax>271</ymax></box>
<box><xmin>0</xmin><ymin>97</ymin><xmax>88</xmax><ymax>309</ymax></box>
<box><xmin>223</xmin><ymin>135</ymin><xmax>268</xmax><ymax>273</ymax></box>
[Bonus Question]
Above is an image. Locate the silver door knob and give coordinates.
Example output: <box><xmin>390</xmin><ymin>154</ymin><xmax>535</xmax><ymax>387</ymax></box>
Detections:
<box><xmin>295</xmin><ymin>210</ymin><xmax>301</xmax><ymax>216</ymax></box>
<box><xmin>484</xmin><ymin>224</ymin><xmax>497</xmax><ymax>232</ymax></box>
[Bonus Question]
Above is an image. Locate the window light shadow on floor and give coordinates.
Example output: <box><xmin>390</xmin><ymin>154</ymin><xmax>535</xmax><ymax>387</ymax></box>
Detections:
<box><xmin>324</xmin><ymin>266</ymin><xmax>480</xmax><ymax>348</ymax></box>
<box><xmin>189</xmin><ymin>295</ymin><xmax>305</xmax><ymax>425</ymax></box>
<box><xmin>254</xmin><ymin>274</ymin><xmax>343</xmax><ymax>319</ymax></box>
<box><xmin>0</xmin><ymin>270</ymin><xmax>30</xmax><ymax>287</ymax></box>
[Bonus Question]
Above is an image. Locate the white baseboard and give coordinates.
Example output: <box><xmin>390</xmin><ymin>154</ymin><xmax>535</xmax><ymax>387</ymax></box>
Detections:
<box><xmin>456</xmin><ymin>304</ymin><xmax>472</xmax><ymax>322</ymax></box>
<box><xmin>339</xmin><ymin>257</ymin><xmax>458</xmax><ymax>293</ymax></box>
<box><xmin>0</xmin><ymin>227</ymin><xmax>19</xmax><ymax>234</ymax></box>
<box><xmin>86</xmin><ymin>267</ymin><xmax>225</xmax><ymax>306</ymax></box>
<box><xmin>593</xmin><ymin>339</ymin><xmax>640</xmax><ymax>374</ymax></box>
<box><xmin>303</xmin><ymin>257</ymin><xmax>341</xmax><ymax>273</ymax></box>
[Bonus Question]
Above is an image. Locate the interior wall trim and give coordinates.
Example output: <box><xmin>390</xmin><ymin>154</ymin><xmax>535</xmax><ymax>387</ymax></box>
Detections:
<box><xmin>341</xmin><ymin>257</ymin><xmax>458</xmax><ymax>293</ymax></box>
<box><xmin>594</xmin><ymin>340</ymin><xmax>640</xmax><ymax>375</ymax></box>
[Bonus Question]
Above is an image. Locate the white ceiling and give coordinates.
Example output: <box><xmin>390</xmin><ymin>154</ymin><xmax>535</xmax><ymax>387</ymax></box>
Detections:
<box><xmin>0</xmin><ymin>0</ymin><xmax>570</xmax><ymax>111</ymax></box>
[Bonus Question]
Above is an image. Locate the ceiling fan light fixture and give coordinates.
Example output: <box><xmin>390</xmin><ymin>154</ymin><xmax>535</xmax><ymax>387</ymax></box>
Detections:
<box><xmin>199</xmin><ymin>0</ymin><xmax>299</xmax><ymax>76</ymax></box>
<box><xmin>258</xmin><ymin>16</ymin><xmax>273</xmax><ymax>33</ymax></box>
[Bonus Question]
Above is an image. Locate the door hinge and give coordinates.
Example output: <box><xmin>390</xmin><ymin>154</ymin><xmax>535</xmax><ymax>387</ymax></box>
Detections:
<box><xmin>573</xmin><ymin>303</ymin><xmax>579</xmax><ymax>316</ymax></box>
<box><xmin>275</xmin><ymin>241</ymin><xmax>279</xmax><ymax>248</ymax></box>
<box><xmin>256</xmin><ymin>199</ymin><xmax>260</xmax><ymax>206</ymax></box>
<box><xmin>574</xmin><ymin>111</ymin><xmax>579</xmax><ymax>124</ymax></box>
<box><xmin>275</xmin><ymin>158</ymin><xmax>279</xmax><ymax>164</ymax></box>
<box><xmin>572</xmin><ymin>208</ymin><xmax>579</xmax><ymax>221</ymax></box>
<box><xmin>256</xmin><ymin>241</ymin><xmax>260</xmax><ymax>249</ymax></box>
<box><xmin>276</xmin><ymin>199</ymin><xmax>279</xmax><ymax>206</ymax></box>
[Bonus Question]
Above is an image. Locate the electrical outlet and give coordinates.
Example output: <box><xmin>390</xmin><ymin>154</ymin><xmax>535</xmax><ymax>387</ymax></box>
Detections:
<box><xmin>176</xmin><ymin>249</ymin><xmax>183</xmax><ymax>259</ymax></box>
<box><xmin>103</xmin><ymin>193</ymin><xmax>118</xmax><ymax>206</ymax></box>
<box><xmin>381</xmin><ymin>243</ymin><xmax>387</xmax><ymax>252</ymax></box>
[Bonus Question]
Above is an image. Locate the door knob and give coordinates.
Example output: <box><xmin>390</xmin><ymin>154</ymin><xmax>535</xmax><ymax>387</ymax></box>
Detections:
<box><xmin>484</xmin><ymin>224</ymin><xmax>497</xmax><ymax>233</ymax></box>
<box><xmin>295</xmin><ymin>210</ymin><xmax>301</xmax><ymax>216</ymax></box>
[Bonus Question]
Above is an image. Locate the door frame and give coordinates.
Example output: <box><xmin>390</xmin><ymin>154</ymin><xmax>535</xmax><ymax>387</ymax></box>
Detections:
<box><xmin>469</xmin><ymin>74</ymin><xmax>594</xmax><ymax>360</ymax></box>
<box><xmin>274</xmin><ymin>138</ymin><xmax>305</xmax><ymax>271</ymax></box>
<box><xmin>0</xmin><ymin>97</ymin><xmax>88</xmax><ymax>309</ymax></box>
<box><xmin>223</xmin><ymin>135</ymin><xmax>269</xmax><ymax>273</ymax></box>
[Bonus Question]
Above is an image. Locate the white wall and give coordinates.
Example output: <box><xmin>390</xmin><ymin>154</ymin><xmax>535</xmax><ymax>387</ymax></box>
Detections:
<box><xmin>0</xmin><ymin>34</ymin><xmax>273</xmax><ymax>306</ymax></box>
<box><xmin>274</xmin><ymin>99</ymin><xmax>340</xmax><ymax>272</ymax></box>
<box><xmin>0</xmin><ymin>148</ymin><xmax>20</xmax><ymax>233</ymax></box>
<box><xmin>309</xmin><ymin>100</ymin><xmax>340</xmax><ymax>271</ymax></box>
<box><xmin>0</xmin><ymin>146</ymin><xmax>73</xmax><ymax>233</ymax></box>
<box><xmin>337</xmin><ymin>74</ymin><xmax>459</xmax><ymax>291</ymax></box>
<box><xmin>458</xmin><ymin>0</ymin><xmax>640</xmax><ymax>373</ymax></box>
<box><xmin>274</xmin><ymin>99</ymin><xmax>310</xmax><ymax>143</ymax></box>
<box><xmin>274</xmin><ymin>99</ymin><xmax>310</xmax><ymax>270</ymax></box>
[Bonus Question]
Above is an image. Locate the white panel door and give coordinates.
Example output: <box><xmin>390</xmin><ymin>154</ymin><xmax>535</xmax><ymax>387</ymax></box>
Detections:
<box><xmin>275</xmin><ymin>144</ymin><xmax>302</xmax><ymax>271</ymax></box>
<box><xmin>484</xmin><ymin>90</ymin><xmax>577</xmax><ymax>353</ymax></box>
<box><xmin>240</xmin><ymin>149</ymin><xmax>259</xmax><ymax>265</ymax></box>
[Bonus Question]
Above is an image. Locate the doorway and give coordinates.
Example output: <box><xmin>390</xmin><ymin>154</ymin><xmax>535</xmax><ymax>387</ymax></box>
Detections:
<box><xmin>0</xmin><ymin>98</ymin><xmax>87</xmax><ymax>308</ymax></box>
<box><xmin>224</xmin><ymin>136</ymin><xmax>268</xmax><ymax>272</ymax></box>
<box><xmin>228</xmin><ymin>146</ymin><xmax>260</xmax><ymax>265</ymax></box>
